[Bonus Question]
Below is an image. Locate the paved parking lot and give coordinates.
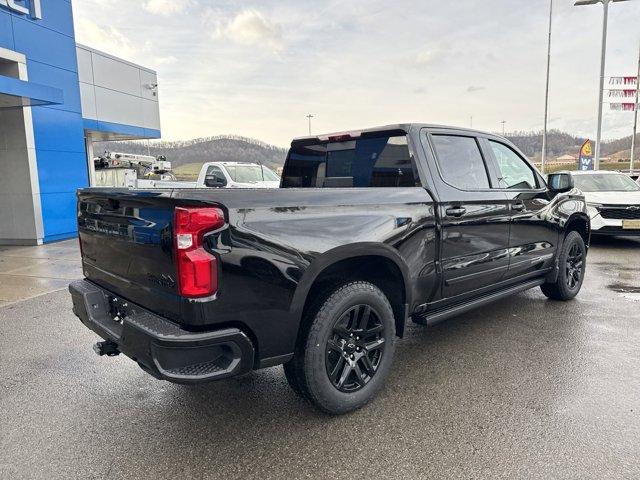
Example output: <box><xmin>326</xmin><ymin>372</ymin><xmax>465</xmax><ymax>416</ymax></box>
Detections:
<box><xmin>1</xmin><ymin>237</ymin><xmax>639</xmax><ymax>479</ymax></box>
<box><xmin>0</xmin><ymin>241</ymin><xmax>81</xmax><ymax>307</ymax></box>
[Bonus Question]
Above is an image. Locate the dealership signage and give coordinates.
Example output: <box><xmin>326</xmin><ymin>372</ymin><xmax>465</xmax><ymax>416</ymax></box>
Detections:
<box><xmin>0</xmin><ymin>0</ymin><xmax>41</xmax><ymax>19</ymax></box>
<box><xmin>578</xmin><ymin>139</ymin><xmax>594</xmax><ymax>171</ymax></box>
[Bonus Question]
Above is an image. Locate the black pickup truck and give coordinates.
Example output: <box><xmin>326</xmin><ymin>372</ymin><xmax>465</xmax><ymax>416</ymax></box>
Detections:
<box><xmin>69</xmin><ymin>124</ymin><xmax>590</xmax><ymax>414</ymax></box>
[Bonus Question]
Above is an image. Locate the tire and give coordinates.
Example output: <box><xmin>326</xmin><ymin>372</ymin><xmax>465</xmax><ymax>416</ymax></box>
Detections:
<box><xmin>284</xmin><ymin>281</ymin><xmax>396</xmax><ymax>415</ymax></box>
<box><xmin>541</xmin><ymin>231</ymin><xmax>586</xmax><ymax>300</ymax></box>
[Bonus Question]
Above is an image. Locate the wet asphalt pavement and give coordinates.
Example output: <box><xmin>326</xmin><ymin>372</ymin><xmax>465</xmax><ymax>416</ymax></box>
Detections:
<box><xmin>1</xmin><ymin>237</ymin><xmax>639</xmax><ymax>479</ymax></box>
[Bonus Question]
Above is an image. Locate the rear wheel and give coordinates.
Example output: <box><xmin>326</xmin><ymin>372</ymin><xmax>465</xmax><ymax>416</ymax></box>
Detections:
<box><xmin>541</xmin><ymin>231</ymin><xmax>586</xmax><ymax>300</ymax></box>
<box><xmin>284</xmin><ymin>281</ymin><xmax>395</xmax><ymax>414</ymax></box>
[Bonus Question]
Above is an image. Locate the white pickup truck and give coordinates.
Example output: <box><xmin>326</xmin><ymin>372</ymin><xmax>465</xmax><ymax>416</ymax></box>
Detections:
<box><xmin>194</xmin><ymin>161</ymin><xmax>280</xmax><ymax>189</ymax></box>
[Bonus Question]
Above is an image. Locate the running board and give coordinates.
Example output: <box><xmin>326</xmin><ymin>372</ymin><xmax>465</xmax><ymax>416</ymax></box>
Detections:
<box><xmin>413</xmin><ymin>278</ymin><xmax>545</xmax><ymax>326</ymax></box>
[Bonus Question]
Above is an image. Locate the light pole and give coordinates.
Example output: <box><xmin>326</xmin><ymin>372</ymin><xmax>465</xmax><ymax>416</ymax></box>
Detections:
<box><xmin>501</xmin><ymin>120</ymin><xmax>506</xmax><ymax>136</ymax></box>
<box><xmin>541</xmin><ymin>0</ymin><xmax>553</xmax><ymax>174</ymax></box>
<box><xmin>574</xmin><ymin>0</ymin><xmax>630</xmax><ymax>170</ymax></box>
<box><xmin>306</xmin><ymin>114</ymin><xmax>314</xmax><ymax>135</ymax></box>
<box><xmin>631</xmin><ymin>41</ymin><xmax>640</xmax><ymax>173</ymax></box>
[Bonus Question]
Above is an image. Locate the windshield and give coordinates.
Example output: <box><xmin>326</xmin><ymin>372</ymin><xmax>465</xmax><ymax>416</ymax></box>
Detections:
<box><xmin>573</xmin><ymin>173</ymin><xmax>640</xmax><ymax>192</ymax></box>
<box><xmin>224</xmin><ymin>165</ymin><xmax>279</xmax><ymax>183</ymax></box>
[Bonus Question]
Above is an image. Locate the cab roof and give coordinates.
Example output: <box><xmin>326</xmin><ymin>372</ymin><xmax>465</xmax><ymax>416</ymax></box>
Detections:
<box><xmin>291</xmin><ymin>123</ymin><xmax>502</xmax><ymax>144</ymax></box>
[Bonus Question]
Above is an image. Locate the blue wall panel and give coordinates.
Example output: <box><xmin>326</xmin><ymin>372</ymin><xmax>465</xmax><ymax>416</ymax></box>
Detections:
<box><xmin>31</xmin><ymin>106</ymin><xmax>85</xmax><ymax>153</ymax></box>
<box><xmin>40</xmin><ymin>191</ymin><xmax>80</xmax><ymax>241</ymax></box>
<box><xmin>27</xmin><ymin>60</ymin><xmax>81</xmax><ymax>113</ymax></box>
<box><xmin>11</xmin><ymin>16</ymin><xmax>78</xmax><ymax>72</ymax></box>
<box><xmin>0</xmin><ymin>11</ymin><xmax>14</xmax><ymax>50</ymax></box>
<box><xmin>36</xmin><ymin>150</ymin><xmax>88</xmax><ymax>194</ymax></box>
<box><xmin>28</xmin><ymin>0</ymin><xmax>75</xmax><ymax>37</ymax></box>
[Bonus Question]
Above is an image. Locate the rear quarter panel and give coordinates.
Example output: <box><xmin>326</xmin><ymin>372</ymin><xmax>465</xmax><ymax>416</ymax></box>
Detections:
<box><xmin>171</xmin><ymin>187</ymin><xmax>436</xmax><ymax>363</ymax></box>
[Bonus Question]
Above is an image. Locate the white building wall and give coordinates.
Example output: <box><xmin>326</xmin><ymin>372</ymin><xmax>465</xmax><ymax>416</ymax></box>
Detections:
<box><xmin>76</xmin><ymin>44</ymin><xmax>160</xmax><ymax>133</ymax></box>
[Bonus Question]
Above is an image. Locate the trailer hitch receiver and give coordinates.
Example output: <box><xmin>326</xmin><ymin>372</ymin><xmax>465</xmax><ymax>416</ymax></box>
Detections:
<box><xmin>93</xmin><ymin>340</ymin><xmax>120</xmax><ymax>357</ymax></box>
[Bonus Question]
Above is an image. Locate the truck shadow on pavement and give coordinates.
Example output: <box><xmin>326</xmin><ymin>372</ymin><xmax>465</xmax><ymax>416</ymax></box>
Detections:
<box><xmin>164</xmin><ymin>289</ymin><xmax>584</xmax><ymax>423</ymax></box>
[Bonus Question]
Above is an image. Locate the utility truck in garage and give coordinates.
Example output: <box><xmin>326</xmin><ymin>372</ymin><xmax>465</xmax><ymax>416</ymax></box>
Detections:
<box><xmin>69</xmin><ymin>124</ymin><xmax>590</xmax><ymax>414</ymax></box>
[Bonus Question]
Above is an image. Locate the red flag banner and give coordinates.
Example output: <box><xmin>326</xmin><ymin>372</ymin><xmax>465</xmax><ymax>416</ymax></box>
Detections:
<box><xmin>608</xmin><ymin>90</ymin><xmax>637</xmax><ymax>98</ymax></box>
<box><xmin>609</xmin><ymin>76</ymin><xmax>638</xmax><ymax>86</ymax></box>
<box><xmin>609</xmin><ymin>102</ymin><xmax>638</xmax><ymax>111</ymax></box>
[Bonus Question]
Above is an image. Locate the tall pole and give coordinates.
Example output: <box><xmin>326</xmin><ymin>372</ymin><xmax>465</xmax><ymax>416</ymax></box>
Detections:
<box><xmin>541</xmin><ymin>0</ymin><xmax>553</xmax><ymax>174</ymax></box>
<box><xmin>501</xmin><ymin>120</ymin><xmax>506</xmax><ymax>136</ymax></box>
<box><xmin>631</xmin><ymin>40</ymin><xmax>640</xmax><ymax>172</ymax></box>
<box><xmin>306</xmin><ymin>114</ymin><xmax>314</xmax><ymax>135</ymax></box>
<box><xmin>594</xmin><ymin>0</ymin><xmax>610</xmax><ymax>170</ymax></box>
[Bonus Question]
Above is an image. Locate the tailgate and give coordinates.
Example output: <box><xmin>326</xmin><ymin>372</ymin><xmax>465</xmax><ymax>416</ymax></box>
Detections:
<box><xmin>77</xmin><ymin>189</ymin><xmax>180</xmax><ymax>318</ymax></box>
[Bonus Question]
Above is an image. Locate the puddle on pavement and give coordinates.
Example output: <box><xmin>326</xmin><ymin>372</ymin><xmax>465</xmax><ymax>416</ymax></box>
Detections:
<box><xmin>593</xmin><ymin>263</ymin><xmax>639</xmax><ymax>273</ymax></box>
<box><xmin>607</xmin><ymin>283</ymin><xmax>640</xmax><ymax>302</ymax></box>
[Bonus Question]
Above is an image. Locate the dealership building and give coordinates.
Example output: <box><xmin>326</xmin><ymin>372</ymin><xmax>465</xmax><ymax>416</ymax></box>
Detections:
<box><xmin>0</xmin><ymin>0</ymin><xmax>161</xmax><ymax>245</ymax></box>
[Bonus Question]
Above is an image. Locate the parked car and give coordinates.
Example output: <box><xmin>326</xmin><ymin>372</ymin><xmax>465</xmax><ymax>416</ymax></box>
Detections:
<box><xmin>196</xmin><ymin>162</ymin><xmax>280</xmax><ymax>189</ymax></box>
<box><xmin>563</xmin><ymin>170</ymin><xmax>640</xmax><ymax>237</ymax></box>
<box><xmin>69</xmin><ymin>124</ymin><xmax>590</xmax><ymax>414</ymax></box>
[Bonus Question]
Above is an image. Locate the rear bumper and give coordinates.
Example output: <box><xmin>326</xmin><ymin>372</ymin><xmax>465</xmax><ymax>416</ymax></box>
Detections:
<box><xmin>69</xmin><ymin>279</ymin><xmax>254</xmax><ymax>383</ymax></box>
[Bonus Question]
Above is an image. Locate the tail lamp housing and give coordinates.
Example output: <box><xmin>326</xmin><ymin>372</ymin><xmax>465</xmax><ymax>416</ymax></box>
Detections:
<box><xmin>174</xmin><ymin>207</ymin><xmax>225</xmax><ymax>298</ymax></box>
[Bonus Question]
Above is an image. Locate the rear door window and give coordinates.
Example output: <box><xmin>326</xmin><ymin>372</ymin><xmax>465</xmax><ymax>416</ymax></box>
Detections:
<box><xmin>281</xmin><ymin>134</ymin><xmax>420</xmax><ymax>188</ymax></box>
<box><xmin>430</xmin><ymin>135</ymin><xmax>491</xmax><ymax>190</ymax></box>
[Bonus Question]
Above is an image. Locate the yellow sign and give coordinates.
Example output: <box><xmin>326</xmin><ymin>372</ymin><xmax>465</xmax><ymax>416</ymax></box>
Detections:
<box><xmin>580</xmin><ymin>141</ymin><xmax>592</xmax><ymax>157</ymax></box>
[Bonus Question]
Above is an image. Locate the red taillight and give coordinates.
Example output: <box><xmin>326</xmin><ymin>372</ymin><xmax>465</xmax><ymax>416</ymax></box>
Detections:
<box><xmin>174</xmin><ymin>207</ymin><xmax>225</xmax><ymax>298</ymax></box>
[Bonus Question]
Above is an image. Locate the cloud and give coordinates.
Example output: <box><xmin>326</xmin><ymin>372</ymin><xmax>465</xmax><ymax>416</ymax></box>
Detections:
<box><xmin>215</xmin><ymin>10</ymin><xmax>283</xmax><ymax>51</ymax></box>
<box><xmin>143</xmin><ymin>0</ymin><xmax>192</xmax><ymax>16</ymax></box>
<box><xmin>75</xmin><ymin>18</ymin><xmax>137</xmax><ymax>60</ymax></box>
<box><xmin>467</xmin><ymin>85</ymin><xmax>486</xmax><ymax>93</ymax></box>
<box><xmin>155</xmin><ymin>55</ymin><xmax>178</xmax><ymax>66</ymax></box>
<box><xmin>414</xmin><ymin>50</ymin><xmax>438</xmax><ymax>66</ymax></box>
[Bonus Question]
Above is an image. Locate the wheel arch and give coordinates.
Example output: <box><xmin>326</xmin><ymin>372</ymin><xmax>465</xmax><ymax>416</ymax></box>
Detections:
<box><xmin>545</xmin><ymin>212</ymin><xmax>590</xmax><ymax>284</ymax></box>
<box><xmin>290</xmin><ymin>243</ymin><xmax>412</xmax><ymax>339</ymax></box>
<box><xmin>564</xmin><ymin>212</ymin><xmax>590</xmax><ymax>249</ymax></box>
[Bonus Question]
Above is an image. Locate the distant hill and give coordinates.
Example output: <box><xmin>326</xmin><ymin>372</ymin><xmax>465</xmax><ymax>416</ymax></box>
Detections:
<box><xmin>504</xmin><ymin>130</ymin><xmax>638</xmax><ymax>161</ymax></box>
<box><xmin>95</xmin><ymin>131</ymin><xmax>639</xmax><ymax>173</ymax></box>
<box><xmin>94</xmin><ymin>135</ymin><xmax>288</xmax><ymax>172</ymax></box>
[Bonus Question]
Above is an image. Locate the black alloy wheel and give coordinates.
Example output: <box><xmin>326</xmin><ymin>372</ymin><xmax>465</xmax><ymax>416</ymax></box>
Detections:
<box><xmin>565</xmin><ymin>242</ymin><xmax>584</xmax><ymax>290</ymax></box>
<box><xmin>325</xmin><ymin>304</ymin><xmax>385</xmax><ymax>392</ymax></box>
<box><xmin>283</xmin><ymin>281</ymin><xmax>396</xmax><ymax>414</ymax></box>
<box><xmin>541</xmin><ymin>230</ymin><xmax>586</xmax><ymax>301</ymax></box>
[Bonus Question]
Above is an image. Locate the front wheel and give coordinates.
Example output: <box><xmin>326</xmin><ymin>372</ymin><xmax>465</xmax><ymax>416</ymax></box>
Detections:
<box><xmin>284</xmin><ymin>281</ymin><xmax>396</xmax><ymax>415</ymax></box>
<box><xmin>541</xmin><ymin>230</ymin><xmax>586</xmax><ymax>300</ymax></box>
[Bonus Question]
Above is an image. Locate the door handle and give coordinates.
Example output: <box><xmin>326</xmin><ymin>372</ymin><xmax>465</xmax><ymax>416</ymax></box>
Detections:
<box><xmin>512</xmin><ymin>203</ymin><xmax>525</xmax><ymax>211</ymax></box>
<box><xmin>445</xmin><ymin>207</ymin><xmax>466</xmax><ymax>217</ymax></box>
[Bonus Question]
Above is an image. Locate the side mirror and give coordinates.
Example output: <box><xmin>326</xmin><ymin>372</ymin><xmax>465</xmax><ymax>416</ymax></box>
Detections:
<box><xmin>547</xmin><ymin>173</ymin><xmax>574</xmax><ymax>193</ymax></box>
<box><xmin>205</xmin><ymin>175</ymin><xmax>227</xmax><ymax>188</ymax></box>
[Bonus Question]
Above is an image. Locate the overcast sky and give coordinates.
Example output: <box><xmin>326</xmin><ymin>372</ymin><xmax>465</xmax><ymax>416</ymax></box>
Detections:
<box><xmin>73</xmin><ymin>0</ymin><xmax>640</xmax><ymax>147</ymax></box>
